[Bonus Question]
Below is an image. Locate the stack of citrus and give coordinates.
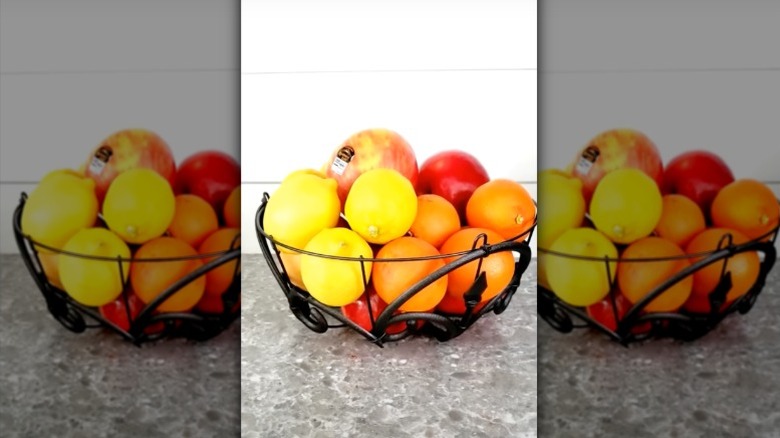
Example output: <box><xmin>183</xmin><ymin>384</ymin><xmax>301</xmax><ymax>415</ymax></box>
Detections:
<box><xmin>539</xmin><ymin>128</ymin><xmax>779</xmax><ymax>332</ymax></box>
<box><xmin>20</xmin><ymin>128</ymin><xmax>241</xmax><ymax>334</ymax></box>
<box><xmin>262</xmin><ymin>128</ymin><xmax>536</xmax><ymax>334</ymax></box>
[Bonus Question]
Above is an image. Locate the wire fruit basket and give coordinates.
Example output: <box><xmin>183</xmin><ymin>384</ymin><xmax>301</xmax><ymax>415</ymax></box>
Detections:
<box><xmin>538</xmin><ymin>223</ymin><xmax>778</xmax><ymax>345</ymax></box>
<box><xmin>255</xmin><ymin>192</ymin><xmax>535</xmax><ymax>348</ymax></box>
<box><xmin>13</xmin><ymin>193</ymin><xmax>241</xmax><ymax>345</ymax></box>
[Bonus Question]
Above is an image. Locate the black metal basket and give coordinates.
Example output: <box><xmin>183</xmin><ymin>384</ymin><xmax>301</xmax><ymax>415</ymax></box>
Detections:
<box><xmin>538</xmin><ymin>221</ymin><xmax>778</xmax><ymax>346</ymax></box>
<box><xmin>255</xmin><ymin>192</ymin><xmax>535</xmax><ymax>348</ymax></box>
<box><xmin>13</xmin><ymin>193</ymin><xmax>241</xmax><ymax>345</ymax></box>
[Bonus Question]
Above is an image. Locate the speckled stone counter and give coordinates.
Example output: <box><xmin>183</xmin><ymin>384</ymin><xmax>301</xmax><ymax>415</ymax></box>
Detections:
<box><xmin>538</xmin><ymin>268</ymin><xmax>780</xmax><ymax>438</ymax></box>
<box><xmin>241</xmin><ymin>255</ymin><xmax>538</xmax><ymax>438</ymax></box>
<box><xmin>0</xmin><ymin>255</ymin><xmax>241</xmax><ymax>438</ymax></box>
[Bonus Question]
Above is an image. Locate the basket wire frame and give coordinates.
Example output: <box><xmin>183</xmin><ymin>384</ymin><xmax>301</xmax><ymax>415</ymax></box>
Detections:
<box><xmin>13</xmin><ymin>192</ymin><xmax>241</xmax><ymax>345</ymax></box>
<box><xmin>538</xmin><ymin>211</ymin><xmax>779</xmax><ymax>346</ymax></box>
<box><xmin>255</xmin><ymin>192</ymin><xmax>535</xmax><ymax>348</ymax></box>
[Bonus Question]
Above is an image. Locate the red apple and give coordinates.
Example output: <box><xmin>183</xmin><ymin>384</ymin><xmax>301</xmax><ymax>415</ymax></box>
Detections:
<box><xmin>84</xmin><ymin>129</ymin><xmax>176</xmax><ymax>204</ymax></box>
<box><xmin>661</xmin><ymin>150</ymin><xmax>735</xmax><ymax>220</ymax></box>
<box><xmin>324</xmin><ymin>129</ymin><xmax>418</xmax><ymax>205</ymax></box>
<box><xmin>417</xmin><ymin>150</ymin><xmax>490</xmax><ymax>224</ymax></box>
<box><xmin>569</xmin><ymin>129</ymin><xmax>664</xmax><ymax>203</ymax></box>
<box><xmin>175</xmin><ymin>150</ymin><xmax>240</xmax><ymax>215</ymax></box>
<box><xmin>99</xmin><ymin>291</ymin><xmax>165</xmax><ymax>334</ymax></box>
<box><xmin>586</xmin><ymin>292</ymin><xmax>652</xmax><ymax>334</ymax></box>
<box><xmin>341</xmin><ymin>287</ymin><xmax>423</xmax><ymax>335</ymax></box>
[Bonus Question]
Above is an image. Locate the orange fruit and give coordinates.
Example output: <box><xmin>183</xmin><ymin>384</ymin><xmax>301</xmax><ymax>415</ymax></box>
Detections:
<box><xmin>372</xmin><ymin>236</ymin><xmax>448</xmax><ymax>312</ymax></box>
<box><xmin>409</xmin><ymin>194</ymin><xmax>461</xmax><ymax>248</ymax></box>
<box><xmin>711</xmin><ymin>179</ymin><xmax>779</xmax><ymax>241</ymax></box>
<box><xmin>38</xmin><ymin>252</ymin><xmax>63</xmax><ymax>289</ymax></box>
<box><xmin>685</xmin><ymin>227</ymin><xmax>760</xmax><ymax>303</ymax></box>
<box><xmin>279</xmin><ymin>251</ymin><xmax>306</xmax><ymax>290</ymax></box>
<box><xmin>435</xmin><ymin>291</ymin><xmax>488</xmax><ymax>315</ymax></box>
<box><xmin>617</xmin><ymin>236</ymin><xmax>693</xmax><ymax>313</ymax></box>
<box><xmin>222</xmin><ymin>186</ymin><xmax>241</xmax><ymax>228</ymax></box>
<box><xmin>131</xmin><ymin>237</ymin><xmax>206</xmax><ymax>313</ymax></box>
<box><xmin>682</xmin><ymin>293</ymin><xmax>731</xmax><ymax>314</ymax></box>
<box><xmin>466</xmin><ymin>179</ymin><xmax>536</xmax><ymax>241</ymax></box>
<box><xmin>198</xmin><ymin>228</ymin><xmax>241</xmax><ymax>296</ymax></box>
<box><xmin>440</xmin><ymin>227</ymin><xmax>515</xmax><ymax>304</ymax></box>
<box><xmin>654</xmin><ymin>194</ymin><xmax>706</xmax><ymax>248</ymax></box>
<box><xmin>196</xmin><ymin>292</ymin><xmax>241</xmax><ymax>314</ymax></box>
<box><xmin>168</xmin><ymin>194</ymin><xmax>219</xmax><ymax>248</ymax></box>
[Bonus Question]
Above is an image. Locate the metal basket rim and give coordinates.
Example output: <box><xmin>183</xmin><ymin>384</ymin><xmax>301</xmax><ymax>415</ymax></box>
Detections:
<box><xmin>255</xmin><ymin>191</ymin><xmax>537</xmax><ymax>262</ymax></box>
<box><xmin>537</xmin><ymin>224</ymin><xmax>778</xmax><ymax>262</ymax></box>
<box><xmin>14</xmin><ymin>192</ymin><xmax>241</xmax><ymax>262</ymax></box>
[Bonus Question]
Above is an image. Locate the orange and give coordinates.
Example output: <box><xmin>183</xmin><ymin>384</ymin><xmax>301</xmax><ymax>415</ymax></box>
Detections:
<box><xmin>440</xmin><ymin>227</ymin><xmax>515</xmax><ymax>304</ymax></box>
<box><xmin>654</xmin><ymin>194</ymin><xmax>706</xmax><ymax>248</ymax></box>
<box><xmin>279</xmin><ymin>251</ymin><xmax>306</xmax><ymax>290</ymax></box>
<box><xmin>168</xmin><ymin>194</ymin><xmax>219</xmax><ymax>248</ymax></box>
<box><xmin>372</xmin><ymin>236</ymin><xmax>448</xmax><ymax>312</ymax></box>
<box><xmin>711</xmin><ymin>179</ymin><xmax>779</xmax><ymax>241</ymax></box>
<box><xmin>222</xmin><ymin>186</ymin><xmax>241</xmax><ymax>228</ymax></box>
<box><xmin>435</xmin><ymin>290</ymin><xmax>488</xmax><ymax>315</ymax></box>
<box><xmin>466</xmin><ymin>179</ymin><xmax>536</xmax><ymax>241</ymax></box>
<box><xmin>617</xmin><ymin>236</ymin><xmax>693</xmax><ymax>313</ymax></box>
<box><xmin>409</xmin><ymin>194</ymin><xmax>461</xmax><ymax>248</ymax></box>
<box><xmin>38</xmin><ymin>252</ymin><xmax>63</xmax><ymax>289</ymax></box>
<box><xmin>198</xmin><ymin>228</ymin><xmax>241</xmax><ymax>296</ymax></box>
<box><xmin>196</xmin><ymin>292</ymin><xmax>241</xmax><ymax>314</ymax></box>
<box><xmin>131</xmin><ymin>236</ymin><xmax>206</xmax><ymax>313</ymax></box>
<box><xmin>685</xmin><ymin>227</ymin><xmax>760</xmax><ymax>303</ymax></box>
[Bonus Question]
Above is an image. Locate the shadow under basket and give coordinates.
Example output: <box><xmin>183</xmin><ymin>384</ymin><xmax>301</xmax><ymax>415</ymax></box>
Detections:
<box><xmin>255</xmin><ymin>192</ymin><xmax>535</xmax><ymax>348</ymax></box>
<box><xmin>13</xmin><ymin>193</ymin><xmax>241</xmax><ymax>345</ymax></box>
<box><xmin>538</xmin><ymin>224</ymin><xmax>779</xmax><ymax>346</ymax></box>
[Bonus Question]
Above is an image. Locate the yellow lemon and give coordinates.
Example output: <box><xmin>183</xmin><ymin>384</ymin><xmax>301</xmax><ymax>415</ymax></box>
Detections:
<box><xmin>281</xmin><ymin>168</ymin><xmax>328</xmax><ymax>184</ymax></box>
<box><xmin>590</xmin><ymin>168</ymin><xmax>663</xmax><ymax>245</ymax></box>
<box><xmin>301</xmin><ymin>227</ymin><xmax>373</xmax><ymax>307</ymax></box>
<box><xmin>263</xmin><ymin>173</ymin><xmax>341</xmax><ymax>252</ymax></box>
<box><xmin>59</xmin><ymin>227</ymin><xmax>131</xmax><ymax>307</ymax></box>
<box><xmin>22</xmin><ymin>170</ymin><xmax>98</xmax><ymax>252</ymax></box>
<box><xmin>547</xmin><ymin>227</ymin><xmax>618</xmax><ymax>307</ymax></box>
<box><xmin>344</xmin><ymin>168</ymin><xmax>417</xmax><ymax>244</ymax></box>
<box><xmin>103</xmin><ymin>168</ymin><xmax>175</xmax><ymax>244</ymax></box>
<box><xmin>537</xmin><ymin>170</ymin><xmax>586</xmax><ymax>249</ymax></box>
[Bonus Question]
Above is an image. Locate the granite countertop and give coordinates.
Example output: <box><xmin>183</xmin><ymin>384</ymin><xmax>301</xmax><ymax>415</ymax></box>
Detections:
<box><xmin>538</xmin><ymin>267</ymin><xmax>780</xmax><ymax>438</ymax></box>
<box><xmin>0</xmin><ymin>254</ymin><xmax>241</xmax><ymax>438</ymax></box>
<box><xmin>241</xmin><ymin>255</ymin><xmax>538</xmax><ymax>438</ymax></box>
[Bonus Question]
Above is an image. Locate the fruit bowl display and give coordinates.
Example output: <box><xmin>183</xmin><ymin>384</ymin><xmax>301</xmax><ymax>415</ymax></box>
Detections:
<box><xmin>255</xmin><ymin>192</ymin><xmax>535</xmax><ymax>348</ymax></box>
<box><xmin>539</xmin><ymin>223</ymin><xmax>777</xmax><ymax>345</ymax></box>
<box><xmin>539</xmin><ymin>128</ymin><xmax>780</xmax><ymax>345</ymax></box>
<box><xmin>13</xmin><ymin>193</ymin><xmax>241</xmax><ymax>344</ymax></box>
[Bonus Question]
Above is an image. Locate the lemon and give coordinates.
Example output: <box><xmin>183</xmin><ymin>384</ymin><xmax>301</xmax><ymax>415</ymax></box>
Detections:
<box><xmin>537</xmin><ymin>170</ymin><xmax>586</xmax><ymax>249</ymax></box>
<box><xmin>263</xmin><ymin>173</ymin><xmax>341</xmax><ymax>252</ymax></box>
<box><xmin>22</xmin><ymin>169</ymin><xmax>98</xmax><ymax>252</ymax></box>
<box><xmin>590</xmin><ymin>168</ymin><xmax>662</xmax><ymax>245</ymax></box>
<box><xmin>547</xmin><ymin>227</ymin><xmax>618</xmax><ymax>307</ymax></box>
<box><xmin>300</xmin><ymin>227</ymin><xmax>373</xmax><ymax>306</ymax></box>
<box><xmin>103</xmin><ymin>168</ymin><xmax>175</xmax><ymax>244</ymax></box>
<box><xmin>344</xmin><ymin>168</ymin><xmax>417</xmax><ymax>244</ymax></box>
<box><xmin>59</xmin><ymin>227</ymin><xmax>131</xmax><ymax>307</ymax></box>
<box><xmin>281</xmin><ymin>168</ymin><xmax>328</xmax><ymax>184</ymax></box>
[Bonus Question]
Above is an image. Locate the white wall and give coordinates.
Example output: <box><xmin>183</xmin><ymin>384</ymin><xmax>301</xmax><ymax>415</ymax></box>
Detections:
<box><xmin>0</xmin><ymin>0</ymin><xmax>239</xmax><ymax>253</ymax></box>
<box><xmin>541</xmin><ymin>0</ymin><xmax>780</xmax><ymax>246</ymax></box>
<box><xmin>240</xmin><ymin>0</ymin><xmax>539</xmax><ymax>254</ymax></box>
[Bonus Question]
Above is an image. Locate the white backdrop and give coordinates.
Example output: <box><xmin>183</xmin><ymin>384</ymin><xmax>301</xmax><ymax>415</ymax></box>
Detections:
<box><xmin>541</xmin><ymin>0</ymin><xmax>780</xmax><ymax>190</ymax></box>
<box><xmin>541</xmin><ymin>0</ymin><xmax>780</xmax><ymax>248</ymax></box>
<box><xmin>0</xmin><ymin>0</ymin><xmax>240</xmax><ymax>253</ymax></box>
<box><xmin>240</xmin><ymin>0</ymin><xmax>539</xmax><ymax>254</ymax></box>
